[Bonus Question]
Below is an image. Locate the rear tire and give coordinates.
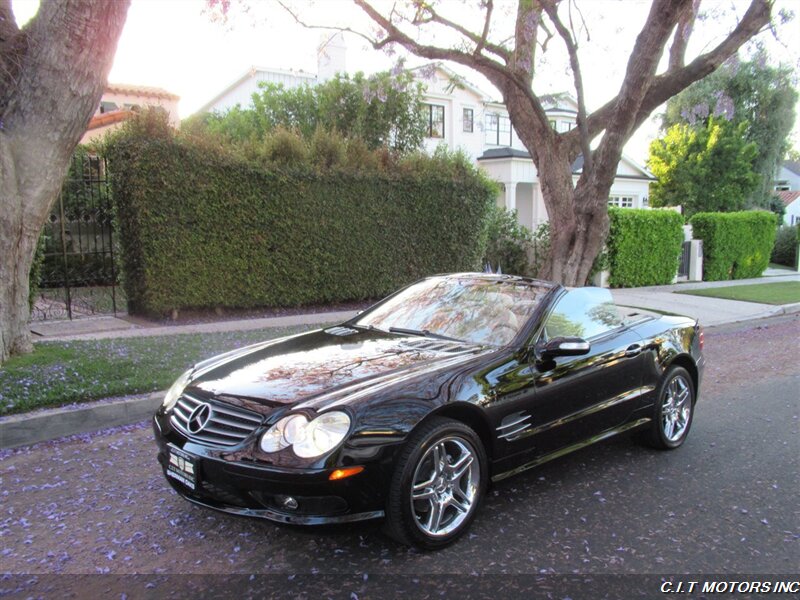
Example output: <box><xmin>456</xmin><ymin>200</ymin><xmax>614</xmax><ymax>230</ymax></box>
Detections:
<box><xmin>641</xmin><ymin>365</ymin><xmax>695</xmax><ymax>449</ymax></box>
<box><xmin>383</xmin><ymin>417</ymin><xmax>488</xmax><ymax>550</ymax></box>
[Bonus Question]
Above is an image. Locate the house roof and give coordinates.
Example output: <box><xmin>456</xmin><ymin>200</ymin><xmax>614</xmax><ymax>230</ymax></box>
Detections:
<box><xmin>106</xmin><ymin>84</ymin><xmax>179</xmax><ymax>101</ymax></box>
<box><xmin>196</xmin><ymin>66</ymin><xmax>316</xmax><ymax>114</ymax></box>
<box><xmin>477</xmin><ymin>147</ymin><xmax>656</xmax><ymax>180</ymax></box>
<box><xmin>411</xmin><ymin>63</ymin><xmax>493</xmax><ymax>102</ymax></box>
<box><xmin>782</xmin><ymin>160</ymin><xmax>800</xmax><ymax>176</ymax></box>
<box><xmin>776</xmin><ymin>190</ymin><xmax>800</xmax><ymax>206</ymax></box>
<box><xmin>87</xmin><ymin>110</ymin><xmax>134</xmax><ymax>131</ymax></box>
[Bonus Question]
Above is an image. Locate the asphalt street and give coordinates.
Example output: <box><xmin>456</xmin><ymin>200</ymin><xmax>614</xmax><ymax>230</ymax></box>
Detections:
<box><xmin>1</xmin><ymin>315</ymin><xmax>798</xmax><ymax>597</ymax></box>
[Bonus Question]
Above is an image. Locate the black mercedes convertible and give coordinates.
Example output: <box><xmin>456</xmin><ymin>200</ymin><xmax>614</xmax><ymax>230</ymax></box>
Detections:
<box><xmin>153</xmin><ymin>273</ymin><xmax>704</xmax><ymax>549</ymax></box>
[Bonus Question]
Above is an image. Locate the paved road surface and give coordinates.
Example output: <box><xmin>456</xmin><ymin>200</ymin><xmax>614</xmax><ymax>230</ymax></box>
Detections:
<box><xmin>2</xmin><ymin>316</ymin><xmax>798</xmax><ymax>596</ymax></box>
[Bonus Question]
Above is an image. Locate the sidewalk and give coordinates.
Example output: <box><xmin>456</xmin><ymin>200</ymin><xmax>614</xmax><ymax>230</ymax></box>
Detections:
<box><xmin>30</xmin><ymin>310</ymin><xmax>359</xmax><ymax>342</ymax></box>
<box><xmin>611</xmin><ymin>272</ymin><xmax>800</xmax><ymax>327</ymax></box>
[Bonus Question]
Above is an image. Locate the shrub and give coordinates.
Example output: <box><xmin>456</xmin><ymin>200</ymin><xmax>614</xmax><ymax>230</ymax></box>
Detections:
<box><xmin>482</xmin><ymin>205</ymin><xmax>532</xmax><ymax>276</ymax></box>
<box><xmin>309</xmin><ymin>127</ymin><xmax>346</xmax><ymax>170</ymax></box>
<box><xmin>259</xmin><ymin>126</ymin><xmax>309</xmax><ymax>167</ymax></box>
<box><xmin>606</xmin><ymin>208</ymin><xmax>684</xmax><ymax>287</ymax></box>
<box><xmin>690</xmin><ymin>210</ymin><xmax>777</xmax><ymax>280</ymax></box>
<box><xmin>771</xmin><ymin>225</ymin><xmax>798</xmax><ymax>267</ymax></box>
<box><xmin>105</xmin><ymin>120</ymin><xmax>495</xmax><ymax>316</ymax></box>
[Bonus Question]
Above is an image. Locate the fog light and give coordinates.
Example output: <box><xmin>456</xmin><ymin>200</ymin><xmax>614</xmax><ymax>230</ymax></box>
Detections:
<box><xmin>276</xmin><ymin>495</ymin><xmax>298</xmax><ymax>510</ymax></box>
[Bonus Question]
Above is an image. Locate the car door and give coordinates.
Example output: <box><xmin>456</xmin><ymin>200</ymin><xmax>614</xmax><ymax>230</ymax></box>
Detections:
<box><xmin>513</xmin><ymin>288</ymin><xmax>647</xmax><ymax>458</ymax></box>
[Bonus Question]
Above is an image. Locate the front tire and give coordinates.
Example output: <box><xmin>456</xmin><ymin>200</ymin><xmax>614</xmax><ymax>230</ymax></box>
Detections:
<box><xmin>384</xmin><ymin>417</ymin><xmax>488</xmax><ymax>550</ymax></box>
<box><xmin>642</xmin><ymin>365</ymin><xmax>695</xmax><ymax>449</ymax></box>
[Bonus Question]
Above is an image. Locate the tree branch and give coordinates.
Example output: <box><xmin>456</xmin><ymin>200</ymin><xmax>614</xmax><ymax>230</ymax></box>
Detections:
<box><xmin>541</xmin><ymin>0</ymin><xmax>593</xmax><ymax>170</ymax></box>
<box><xmin>354</xmin><ymin>2</ymin><xmax>504</xmax><ymax>86</ymax></box>
<box><xmin>277</xmin><ymin>0</ymin><xmax>381</xmax><ymax>49</ymax></box>
<box><xmin>475</xmin><ymin>0</ymin><xmax>494</xmax><ymax>56</ymax></box>
<box><xmin>416</xmin><ymin>1</ymin><xmax>510</xmax><ymax>62</ymax></box>
<box><xmin>668</xmin><ymin>0</ymin><xmax>699</xmax><ymax>70</ymax></box>
<box><xmin>511</xmin><ymin>0</ymin><xmax>542</xmax><ymax>83</ymax></box>
<box><xmin>582</xmin><ymin>0</ymin><xmax>771</xmax><ymax>142</ymax></box>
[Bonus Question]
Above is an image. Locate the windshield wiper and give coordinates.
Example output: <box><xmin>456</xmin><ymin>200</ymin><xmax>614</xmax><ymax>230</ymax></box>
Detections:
<box><xmin>388</xmin><ymin>326</ymin><xmax>464</xmax><ymax>343</ymax></box>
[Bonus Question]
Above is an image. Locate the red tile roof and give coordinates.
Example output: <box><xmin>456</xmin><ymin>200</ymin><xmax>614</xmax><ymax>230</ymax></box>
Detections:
<box><xmin>106</xmin><ymin>84</ymin><xmax>179</xmax><ymax>100</ymax></box>
<box><xmin>776</xmin><ymin>190</ymin><xmax>800</xmax><ymax>207</ymax></box>
<box><xmin>87</xmin><ymin>110</ymin><xmax>134</xmax><ymax>131</ymax></box>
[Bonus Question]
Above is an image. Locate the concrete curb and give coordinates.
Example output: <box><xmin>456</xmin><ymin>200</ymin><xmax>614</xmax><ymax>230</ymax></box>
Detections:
<box><xmin>3</xmin><ymin>308</ymin><xmax>799</xmax><ymax>451</ymax></box>
<box><xmin>0</xmin><ymin>392</ymin><xmax>163</xmax><ymax>449</ymax></box>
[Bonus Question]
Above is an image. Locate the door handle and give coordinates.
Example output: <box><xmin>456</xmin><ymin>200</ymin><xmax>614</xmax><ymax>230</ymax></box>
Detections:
<box><xmin>625</xmin><ymin>344</ymin><xmax>642</xmax><ymax>357</ymax></box>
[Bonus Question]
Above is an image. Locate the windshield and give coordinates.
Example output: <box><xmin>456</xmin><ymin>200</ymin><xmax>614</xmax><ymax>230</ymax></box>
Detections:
<box><xmin>355</xmin><ymin>277</ymin><xmax>550</xmax><ymax>346</ymax></box>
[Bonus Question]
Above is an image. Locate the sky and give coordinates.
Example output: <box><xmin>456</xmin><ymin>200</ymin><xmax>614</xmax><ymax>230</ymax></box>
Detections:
<box><xmin>11</xmin><ymin>0</ymin><xmax>800</xmax><ymax>163</ymax></box>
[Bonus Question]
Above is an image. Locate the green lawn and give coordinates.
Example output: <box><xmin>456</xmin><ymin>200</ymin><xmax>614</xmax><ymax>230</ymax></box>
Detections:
<box><xmin>0</xmin><ymin>323</ymin><xmax>333</xmax><ymax>416</ymax></box>
<box><xmin>675</xmin><ymin>281</ymin><xmax>800</xmax><ymax>305</ymax></box>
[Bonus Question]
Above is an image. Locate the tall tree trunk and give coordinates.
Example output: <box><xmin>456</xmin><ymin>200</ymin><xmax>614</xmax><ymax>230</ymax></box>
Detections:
<box><xmin>0</xmin><ymin>0</ymin><xmax>130</xmax><ymax>364</ymax></box>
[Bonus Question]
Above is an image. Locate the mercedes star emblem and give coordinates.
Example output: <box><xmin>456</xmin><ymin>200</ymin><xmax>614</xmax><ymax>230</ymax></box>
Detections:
<box><xmin>187</xmin><ymin>403</ymin><xmax>212</xmax><ymax>434</ymax></box>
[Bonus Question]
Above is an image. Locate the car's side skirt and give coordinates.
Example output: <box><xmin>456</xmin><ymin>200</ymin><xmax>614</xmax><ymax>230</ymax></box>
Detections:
<box><xmin>491</xmin><ymin>417</ymin><xmax>651</xmax><ymax>482</ymax></box>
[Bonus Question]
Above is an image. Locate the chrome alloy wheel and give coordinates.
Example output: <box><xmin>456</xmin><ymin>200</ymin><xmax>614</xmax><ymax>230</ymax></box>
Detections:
<box><xmin>410</xmin><ymin>436</ymin><xmax>480</xmax><ymax>537</ymax></box>
<box><xmin>662</xmin><ymin>374</ymin><xmax>692</xmax><ymax>442</ymax></box>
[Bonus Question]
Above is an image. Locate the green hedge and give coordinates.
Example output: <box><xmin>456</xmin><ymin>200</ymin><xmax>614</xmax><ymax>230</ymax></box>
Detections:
<box><xmin>771</xmin><ymin>225</ymin><xmax>798</xmax><ymax>267</ymax></box>
<box><xmin>690</xmin><ymin>211</ymin><xmax>777</xmax><ymax>281</ymax></box>
<box><xmin>606</xmin><ymin>207</ymin><xmax>684</xmax><ymax>287</ymax></box>
<box><xmin>105</xmin><ymin>135</ymin><xmax>495</xmax><ymax>316</ymax></box>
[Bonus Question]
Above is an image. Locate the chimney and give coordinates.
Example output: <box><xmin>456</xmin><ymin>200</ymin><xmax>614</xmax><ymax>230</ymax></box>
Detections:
<box><xmin>317</xmin><ymin>32</ymin><xmax>347</xmax><ymax>83</ymax></box>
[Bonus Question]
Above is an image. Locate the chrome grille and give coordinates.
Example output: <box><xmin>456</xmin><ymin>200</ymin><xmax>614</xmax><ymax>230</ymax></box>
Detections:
<box><xmin>170</xmin><ymin>394</ymin><xmax>264</xmax><ymax>447</ymax></box>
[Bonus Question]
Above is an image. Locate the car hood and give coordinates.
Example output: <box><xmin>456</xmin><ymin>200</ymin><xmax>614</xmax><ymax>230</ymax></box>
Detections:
<box><xmin>186</xmin><ymin>327</ymin><xmax>491</xmax><ymax>413</ymax></box>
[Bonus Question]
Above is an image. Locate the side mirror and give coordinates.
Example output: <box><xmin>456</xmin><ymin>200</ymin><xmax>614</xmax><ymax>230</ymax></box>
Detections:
<box><xmin>538</xmin><ymin>336</ymin><xmax>591</xmax><ymax>359</ymax></box>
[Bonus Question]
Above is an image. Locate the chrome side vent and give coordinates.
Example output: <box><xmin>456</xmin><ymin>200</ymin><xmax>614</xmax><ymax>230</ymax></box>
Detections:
<box><xmin>170</xmin><ymin>394</ymin><xmax>264</xmax><ymax>447</ymax></box>
<box><xmin>325</xmin><ymin>326</ymin><xmax>358</xmax><ymax>336</ymax></box>
<box><xmin>497</xmin><ymin>412</ymin><xmax>531</xmax><ymax>441</ymax></box>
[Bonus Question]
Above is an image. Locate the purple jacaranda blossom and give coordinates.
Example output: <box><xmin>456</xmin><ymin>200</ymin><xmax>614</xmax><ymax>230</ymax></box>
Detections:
<box><xmin>713</xmin><ymin>92</ymin><xmax>735</xmax><ymax>120</ymax></box>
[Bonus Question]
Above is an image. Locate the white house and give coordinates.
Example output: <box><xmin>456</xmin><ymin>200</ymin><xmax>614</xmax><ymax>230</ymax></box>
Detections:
<box><xmin>414</xmin><ymin>64</ymin><xmax>654</xmax><ymax>230</ymax></box>
<box><xmin>772</xmin><ymin>161</ymin><xmax>800</xmax><ymax>226</ymax></box>
<box><xmin>776</xmin><ymin>191</ymin><xmax>800</xmax><ymax>226</ymax></box>
<box><xmin>196</xmin><ymin>34</ymin><xmax>345</xmax><ymax>114</ymax></box>
<box><xmin>774</xmin><ymin>160</ymin><xmax>800</xmax><ymax>192</ymax></box>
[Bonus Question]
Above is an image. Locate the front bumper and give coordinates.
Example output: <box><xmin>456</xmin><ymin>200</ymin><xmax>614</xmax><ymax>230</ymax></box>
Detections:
<box><xmin>153</xmin><ymin>415</ymin><xmax>393</xmax><ymax>525</ymax></box>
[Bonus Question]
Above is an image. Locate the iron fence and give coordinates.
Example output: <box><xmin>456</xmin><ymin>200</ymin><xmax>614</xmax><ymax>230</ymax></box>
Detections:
<box><xmin>31</xmin><ymin>153</ymin><xmax>119</xmax><ymax>321</ymax></box>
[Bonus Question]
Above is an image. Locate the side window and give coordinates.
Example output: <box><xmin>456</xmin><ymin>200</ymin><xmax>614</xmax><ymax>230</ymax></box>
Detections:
<box><xmin>543</xmin><ymin>288</ymin><xmax>623</xmax><ymax>341</ymax></box>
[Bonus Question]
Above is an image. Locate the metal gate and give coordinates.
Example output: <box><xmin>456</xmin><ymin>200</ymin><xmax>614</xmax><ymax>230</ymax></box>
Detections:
<box><xmin>31</xmin><ymin>153</ymin><xmax>119</xmax><ymax>321</ymax></box>
<box><xmin>677</xmin><ymin>241</ymin><xmax>691</xmax><ymax>279</ymax></box>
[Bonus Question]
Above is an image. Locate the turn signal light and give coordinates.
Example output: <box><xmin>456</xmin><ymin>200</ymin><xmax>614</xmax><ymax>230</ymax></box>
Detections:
<box><xmin>329</xmin><ymin>466</ymin><xmax>364</xmax><ymax>481</ymax></box>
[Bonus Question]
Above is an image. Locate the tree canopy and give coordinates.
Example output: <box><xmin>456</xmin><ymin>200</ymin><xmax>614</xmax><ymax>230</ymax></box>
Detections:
<box><xmin>648</xmin><ymin>117</ymin><xmax>760</xmax><ymax>218</ymax></box>
<box><xmin>662</xmin><ymin>48</ymin><xmax>798</xmax><ymax>207</ymax></box>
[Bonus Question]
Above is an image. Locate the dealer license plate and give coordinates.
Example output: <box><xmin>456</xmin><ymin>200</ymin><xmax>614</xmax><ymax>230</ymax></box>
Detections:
<box><xmin>166</xmin><ymin>445</ymin><xmax>198</xmax><ymax>490</ymax></box>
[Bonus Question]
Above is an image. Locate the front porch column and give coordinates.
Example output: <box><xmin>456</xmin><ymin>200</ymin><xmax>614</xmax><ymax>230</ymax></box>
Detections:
<box><xmin>503</xmin><ymin>182</ymin><xmax>517</xmax><ymax>212</ymax></box>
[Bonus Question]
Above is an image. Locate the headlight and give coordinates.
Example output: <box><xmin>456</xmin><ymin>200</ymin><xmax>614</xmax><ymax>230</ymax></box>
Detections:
<box><xmin>162</xmin><ymin>369</ymin><xmax>193</xmax><ymax>411</ymax></box>
<box><xmin>260</xmin><ymin>411</ymin><xmax>350</xmax><ymax>458</ymax></box>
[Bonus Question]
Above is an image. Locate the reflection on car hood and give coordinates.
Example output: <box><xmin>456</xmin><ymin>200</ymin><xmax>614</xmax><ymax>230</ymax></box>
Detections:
<box><xmin>187</xmin><ymin>328</ymin><xmax>489</xmax><ymax>412</ymax></box>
